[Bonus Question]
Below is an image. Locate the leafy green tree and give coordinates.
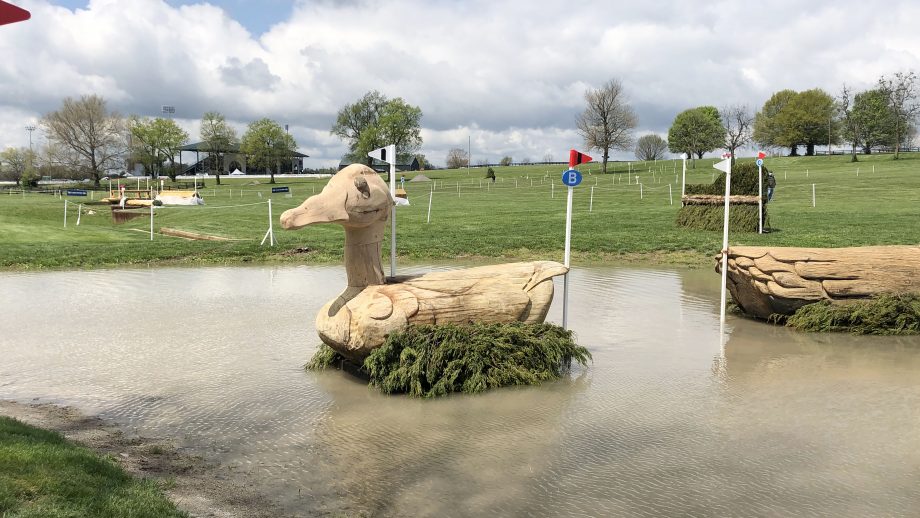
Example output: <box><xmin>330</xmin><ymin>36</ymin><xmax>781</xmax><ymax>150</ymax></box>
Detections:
<box><xmin>331</xmin><ymin>91</ymin><xmax>423</xmax><ymax>164</ymax></box>
<box><xmin>754</xmin><ymin>89</ymin><xmax>838</xmax><ymax>156</ymax></box>
<box><xmin>0</xmin><ymin>147</ymin><xmax>36</xmax><ymax>186</ymax></box>
<box><xmin>576</xmin><ymin>78</ymin><xmax>638</xmax><ymax>173</ymax></box>
<box><xmin>240</xmin><ymin>118</ymin><xmax>297</xmax><ymax>184</ymax></box>
<box><xmin>415</xmin><ymin>154</ymin><xmax>428</xmax><ymax>170</ymax></box>
<box><xmin>668</xmin><ymin>106</ymin><xmax>724</xmax><ymax>167</ymax></box>
<box><xmin>499</xmin><ymin>156</ymin><xmax>513</xmax><ymax>166</ymax></box>
<box><xmin>634</xmin><ymin>134</ymin><xmax>668</xmax><ymax>161</ymax></box>
<box><xmin>851</xmin><ymin>88</ymin><xmax>897</xmax><ymax>154</ymax></box>
<box><xmin>130</xmin><ymin>117</ymin><xmax>188</xmax><ymax>179</ymax></box>
<box><xmin>200</xmin><ymin>111</ymin><xmax>237</xmax><ymax>185</ymax></box>
<box><xmin>41</xmin><ymin>95</ymin><xmax>127</xmax><ymax>187</ymax></box>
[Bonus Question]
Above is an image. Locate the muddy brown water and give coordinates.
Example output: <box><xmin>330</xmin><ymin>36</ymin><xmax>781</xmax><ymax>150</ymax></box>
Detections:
<box><xmin>2</xmin><ymin>265</ymin><xmax>919</xmax><ymax>517</ymax></box>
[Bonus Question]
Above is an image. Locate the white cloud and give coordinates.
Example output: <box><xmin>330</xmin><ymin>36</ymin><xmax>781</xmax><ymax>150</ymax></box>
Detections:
<box><xmin>1</xmin><ymin>0</ymin><xmax>919</xmax><ymax>166</ymax></box>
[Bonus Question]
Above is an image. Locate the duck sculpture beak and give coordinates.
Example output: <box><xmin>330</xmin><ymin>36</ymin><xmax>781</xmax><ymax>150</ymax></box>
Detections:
<box><xmin>280</xmin><ymin>190</ymin><xmax>348</xmax><ymax>230</ymax></box>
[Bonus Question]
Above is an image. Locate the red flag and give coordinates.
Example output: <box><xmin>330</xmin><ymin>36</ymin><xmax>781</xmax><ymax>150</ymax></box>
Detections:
<box><xmin>0</xmin><ymin>1</ymin><xmax>30</xmax><ymax>26</ymax></box>
<box><xmin>568</xmin><ymin>149</ymin><xmax>592</xmax><ymax>168</ymax></box>
<box><xmin>757</xmin><ymin>151</ymin><xmax>766</xmax><ymax>159</ymax></box>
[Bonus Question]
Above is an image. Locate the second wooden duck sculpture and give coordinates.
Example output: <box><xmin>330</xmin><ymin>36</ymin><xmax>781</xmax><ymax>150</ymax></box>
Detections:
<box><xmin>280</xmin><ymin>164</ymin><xmax>568</xmax><ymax>361</ymax></box>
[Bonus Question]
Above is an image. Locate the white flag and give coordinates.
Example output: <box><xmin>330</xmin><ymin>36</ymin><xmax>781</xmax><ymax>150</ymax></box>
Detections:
<box><xmin>367</xmin><ymin>144</ymin><xmax>397</xmax><ymax>164</ymax></box>
<box><xmin>713</xmin><ymin>158</ymin><xmax>731</xmax><ymax>174</ymax></box>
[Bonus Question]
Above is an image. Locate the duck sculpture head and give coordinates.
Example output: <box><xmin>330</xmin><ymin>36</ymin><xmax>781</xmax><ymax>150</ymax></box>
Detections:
<box><xmin>281</xmin><ymin>164</ymin><xmax>568</xmax><ymax>361</ymax></box>
<box><xmin>281</xmin><ymin>164</ymin><xmax>393</xmax><ymax>289</ymax></box>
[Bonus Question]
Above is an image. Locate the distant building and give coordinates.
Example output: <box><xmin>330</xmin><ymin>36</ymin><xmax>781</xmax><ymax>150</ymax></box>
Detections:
<box><xmin>338</xmin><ymin>156</ymin><xmax>420</xmax><ymax>173</ymax></box>
<box><xmin>178</xmin><ymin>142</ymin><xmax>308</xmax><ymax>175</ymax></box>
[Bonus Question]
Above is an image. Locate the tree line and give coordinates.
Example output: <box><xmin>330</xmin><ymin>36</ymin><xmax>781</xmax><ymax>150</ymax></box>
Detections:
<box><xmin>1</xmin><ymin>95</ymin><xmax>299</xmax><ymax>187</ymax></box>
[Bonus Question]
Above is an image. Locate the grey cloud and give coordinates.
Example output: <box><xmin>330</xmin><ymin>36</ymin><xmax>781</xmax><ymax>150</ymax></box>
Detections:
<box><xmin>219</xmin><ymin>58</ymin><xmax>281</xmax><ymax>90</ymax></box>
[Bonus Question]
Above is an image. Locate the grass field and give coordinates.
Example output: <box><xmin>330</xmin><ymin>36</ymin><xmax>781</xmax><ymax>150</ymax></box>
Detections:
<box><xmin>0</xmin><ymin>416</ymin><xmax>186</xmax><ymax>517</ymax></box>
<box><xmin>1</xmin><ymin>153</ymin><xmax>918</xmax><ymax>269</ymax></box>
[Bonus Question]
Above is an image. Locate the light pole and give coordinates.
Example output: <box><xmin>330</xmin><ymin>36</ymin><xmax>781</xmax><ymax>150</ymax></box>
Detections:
<box><xmin>25</xmin><ymin>125</ymin><xmax>36</xmax><ymax>186</ymax></box>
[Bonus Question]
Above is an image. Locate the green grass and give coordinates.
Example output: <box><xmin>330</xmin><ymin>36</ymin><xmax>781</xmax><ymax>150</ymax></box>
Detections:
<box><xmin>2</xmin><ymin>153</ymin><xmax>919</xmax><ymax>269</ymax></box>
<box><xmin>0</xmin><ymin>416</ymin><xmax>186</xmax><ymax>517</ymax></box>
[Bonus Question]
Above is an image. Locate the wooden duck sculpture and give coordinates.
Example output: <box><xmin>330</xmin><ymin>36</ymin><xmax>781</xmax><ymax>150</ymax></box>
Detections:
<box><xmin>280</xmin><ymin>164</ymin><xmax>568</xmax><ymax>361</ymax></box>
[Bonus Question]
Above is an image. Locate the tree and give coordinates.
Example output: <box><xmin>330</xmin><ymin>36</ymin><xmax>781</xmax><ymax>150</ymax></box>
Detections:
<box><xmin>200</xmin><ymin>111</ymin><xmax>237</xmax><ymax>185</ymax></box>
<box><xmin>754</xmin><ymin>89</ymin><xmax>838</xmax><ymax>156</ymax></box>
<box><xmin>576</xmin><ymin>78</ymin><xmax>638</xmax><ymax>173</ymax></box>
<box><xmin>0</xmin><ymin>147</ymin><xmax>35</xmax><ymax>186</ymax></box>
<box><xmin>331</xmin><ymin>91</ymin><xmax>423</xmax><ymax>164</ymax></box>
<box><xmin>41</xmin><ymin>95</ymin><xmax>126</xmax><ymax>187</ymax></box>
<box><xmin>240</xmin><ymin>118</ymin><xmax>297</xmax><ymax>184</ymax></box>
<box><xmin>878</xmin><ymin>71</ymin><xmax>920</xmax><ymax>159</ymax></box>
<box><xmin>838</xmin><ymin>84</ymin><xmax>862</xmax><ymax>162</ymax></box>
<box><xmin>446</xmin><ymin>148</ymin><xmax>469</xmax><ymax>169</ymax></box>
<box><xmin>130</xmin><ymin>117</ymin><xmax>189</xmax><ymax>179</ymax></box>
<box><xmin>667</xmin><ymin>106</ymin><xmax>724</xmax><ymax>167</ymax></box>
<box><xmin>634</xmin><ymin>134</ymin><xmax>668</xmax><ymax>161</ymax></box>
<box><xmin>721</xmin><ymin>105</ymin><xmax>754</xmax><ymax>165</ymax></box>
<box><xmin>499</xmin><ymin>156</ymin><xmax>513</xmax><ymax>166</ymax></box>
<box><xmin>542</xmin><ymin>153</ymin><xmax>554</xmax><ymax>162</ymax></box>
<box><xmin>851</xmin><ymin>88</ymin><xmax>897</xmax><ymax>154</ymax></box>
<box><xmin>415</xmin><ymin>154</ymin><xmax>429</xmax><ymax>170</ymax></box>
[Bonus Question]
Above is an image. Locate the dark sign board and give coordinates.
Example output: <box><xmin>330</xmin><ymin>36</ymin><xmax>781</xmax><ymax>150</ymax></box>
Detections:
<box><xmin>271</xmin><ymin>186</ymin><xmax>290</xmax><ymax>193</ymax></box>
<box><xmin>66</xmin><ymin>189</ymin><xmax>88</xmax><ymax>196</ymax></box>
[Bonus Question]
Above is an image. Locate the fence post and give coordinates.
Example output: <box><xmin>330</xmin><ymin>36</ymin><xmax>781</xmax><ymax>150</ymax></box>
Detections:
<box><xmin>63</xmin><ymin>200</ymin><xmax>68</xmax><ymax>228</ymax></box>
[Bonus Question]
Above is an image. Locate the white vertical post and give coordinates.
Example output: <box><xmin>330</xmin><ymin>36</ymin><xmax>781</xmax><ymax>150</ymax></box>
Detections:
<box><xmin>812</xmin><ymin>184</ymin><xmax>816</xmax><ymax>207</ymax></box>
<box><xmin>856</xmin><ymin>167</ymin><xmax>859</xmax><ymax>177</ymax></box>
<box><xmin>589</xmin><ymin>186</ymin><xmax>594</xmax><ymax>212</ymax></box>
<box><xmin>149</xmin><ymin>203</ymin><xmax>154</xmax><ymax>240</ymax></box>
<box><xmin>640</xmin><ymin>183</ymin><xmax>643</xmax><ymax>199</ymax></box>
<box><xmin>551</xmin><ymin>182</ymin><xmax>554</xmax><ymax>199</ymax></box>
<box><xmin>269</xmin><ymin>199</ymin><xmax>275</xmax><ymax>245</ymax></box>
<box><xmin>758</xmin><ymin>164</ymin><xmax>763</xmax><ymax>234</ymax></box>
<box><xmin>427</xmin><ymin>189</ymin><xmax>433</xmax><ymax>224</ymax></box>
<box><xmin>716</xmin><ymin>158</ymin><xmax>732</xmax><ymax>326</ymax></box>
<box><xmin>668</xmin><ymin>184</ymin><xmax>673</xmax><ymax>205</ymax></box>
<box><xmin>389</xmin><ymin>157</ymin><xmax>396</xmax><ymax>276</ymax></box>
<box><xmin>76</xmin><ymin>204</ymin><xmax>82</xmax><ymax>226</ymax></box>
<box><xmin>457</xmin><ymin>183</ymin><xmax>460</xmax><ymax>198</ymax></box>
<box><xmin>63</xmin><ymin>200</ymin><xmax>68</xmax><ymax>228</ymax></box>
<box><xmin>563</xmin><ymin>184</ymin><xmax>574</xmax><ymax>329</ymax></box>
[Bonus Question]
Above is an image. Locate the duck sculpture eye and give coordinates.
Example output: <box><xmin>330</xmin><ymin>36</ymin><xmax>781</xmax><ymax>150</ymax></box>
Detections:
<box><xmin>354</xmin><ymin>175</ymin><xmax>371</xmax><ymax>199</ymax></box>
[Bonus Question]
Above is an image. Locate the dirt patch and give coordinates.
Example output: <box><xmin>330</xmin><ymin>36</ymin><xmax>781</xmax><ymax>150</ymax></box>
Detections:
<box><xmin>0</xmin><ymin>400</ymin><xmax>291</xmax><ymax>518</ymax></box>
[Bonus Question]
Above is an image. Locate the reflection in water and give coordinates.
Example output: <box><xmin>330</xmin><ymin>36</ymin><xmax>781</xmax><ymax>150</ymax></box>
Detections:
<box><xmin>1</xmin><ymin>265</ymin><xmax>920</xmax><ymax>516</ymax></box>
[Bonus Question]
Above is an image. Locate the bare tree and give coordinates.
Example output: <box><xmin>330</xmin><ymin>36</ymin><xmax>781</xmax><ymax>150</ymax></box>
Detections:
<box><xmin>445</xmin><ymin>148</ymin><xmax>469</xmax><ymax>169</ymax></box>
<box><xmin>721</xmin><ymin>104</ymin><xmax>754</xmax><ymax>165</ymax></box>
<box><xmin>634</xmin><ymin>134</ymin><xmax>668</xmax><ymax>161</ymax></box>
<box><xmin>542</xmin><ymin>152</ymin><xmax>554</xmax><ymax>163</ymax></box>
<box><xmin>576</xmin><ymin>78</ymin><xmax>638</xmax><ymax>173</ymax></box>
<box><xmin>42</xmin><ymin>95</ymin><xmax>127</xmax><ymax>187</ymax></box>
<box><xmin>878</xmin><ymin>71</ymin><xmax>920</xmax><ymax>159</ymax></box>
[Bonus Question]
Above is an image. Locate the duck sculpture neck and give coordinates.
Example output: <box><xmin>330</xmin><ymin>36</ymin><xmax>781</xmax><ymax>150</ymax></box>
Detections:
<box><xmin>343</xmin><ymin>220</ymin><xmax>386</xmax><ymax>288</ymax></box>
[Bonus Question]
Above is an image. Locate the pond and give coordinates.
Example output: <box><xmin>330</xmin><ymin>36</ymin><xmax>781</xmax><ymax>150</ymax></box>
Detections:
<box><xmin>2</xmin><ymin>264</ymin><xmax>919</xmax><ymax>516</ymax></box>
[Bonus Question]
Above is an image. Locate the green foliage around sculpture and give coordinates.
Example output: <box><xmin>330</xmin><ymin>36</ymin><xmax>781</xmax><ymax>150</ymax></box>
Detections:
<box><xmin>307</xmin><ymin>322</ymin><xmax>591</xmax><ymax>397</ymax></box>
<box><xmin>784</xmin><ymin>294</ymin><xmax>920</xmax><ymax>335</ymax></box>
<box><xmin>677</xmin><ymin>161</ymin><xmax>766</xmax><ymax>231</ymax></box>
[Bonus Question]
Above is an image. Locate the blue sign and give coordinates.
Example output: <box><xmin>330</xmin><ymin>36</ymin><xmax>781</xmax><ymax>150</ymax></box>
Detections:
<box><xmin>755</xmin><ymin>158</ymin><xmax>764</xmax><ymax>167</ymax></box>
<box><xmin>66</xmin><ymin>189</ymin><xmax>88</xmax><ymax>196</ymax></box>
<box><xmin>561</xmin><ymin>169</ymin><xmax>582</xmax><ymax>187</ymax></box>
<box><xmin>271</xmin><ymin>186</ymin><xmax>290</xmax><ymax>193</ymax></box>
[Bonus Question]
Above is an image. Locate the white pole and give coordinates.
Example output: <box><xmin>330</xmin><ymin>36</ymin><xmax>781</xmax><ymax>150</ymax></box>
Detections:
<box><xmin>589</xmin><ymin>185</ymin><xmax>594</xmax><ymax>212</ymax></box>
<box><xmin>390</xmin><ymin>158</ymin><xmax>396</xmax><ymax>276</ymax></box>
<box><xmin>856</xmin><ymin>167</ymin><xmax>859</xmax><ymax>177</ymax></box>
<box><xmin>681</xmin><ymin>156</ymin><xmax>687</xmax><ymax>198</ymax></box>
<box><xmin>812</xmin><ymin>184</ymin><xmax>816</xmax><ymax>207</ymax></box>
<box><xmin>669</xmin><ymin>184</ymin><xmax>673</xmax><ymax>205</ymax></box>
<box><xmin>149</xmin><ymin>203</ymin><xmax>154</xmax><ymax>241</ymax></box>
<box><xmin>563</xmin><ymin>184</ymin><xmax>574</xmax><ymax>329</ymax></box>
<box><xmin>269</xmin><ymin>199</ymin><xmax>275</xmax><ymax>246</ymax></box>
<box><xmin>720</xmin><ymin>164</ymin><xmax>731</xmax><ymax>326</ymax></box>
<box><xmin>758</xmin><ymin>164</ymin><xmax>763</xmax><ymax>234</ymax></box>
<box><xmin>76</xmin><ymin>203</ymin><xmax>82</xmax><ymax>226</ymax></box>
<box><xmin>63</xmin><ymin>200</ymin><xmax>68</xmax><ymax>228</ymax></box>
<box><xmin>457</xmin><ymin>183</ymin><xmax>460</xmax><ymax>198</ymax></box>
<box><xmin>552</xmin><ymin>182</ymin><xmax>554</xmax><ymax>199</ymax></box>
<box><xmin>427</xmin><ymin>190</ymin><xmax>433</xmax><ymax>224</ymax></box>
<box><xmin>640</xmin><ymin>183</ymin><xmax>643</xmax><ymax>199</ymax></box>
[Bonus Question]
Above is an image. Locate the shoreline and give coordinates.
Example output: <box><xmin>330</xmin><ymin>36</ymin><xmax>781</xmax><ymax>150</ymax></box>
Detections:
<box><xmin>0</xmin><ymin>399</ymin><xmax>289</xmax><ymax>518</ymax></box>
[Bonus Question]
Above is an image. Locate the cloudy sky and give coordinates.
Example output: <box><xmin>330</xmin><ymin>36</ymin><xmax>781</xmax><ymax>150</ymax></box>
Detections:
<box><xmin>1</xmin><ymin>0</ymin><xmax>919</xmax><ymax>167</ymax></box>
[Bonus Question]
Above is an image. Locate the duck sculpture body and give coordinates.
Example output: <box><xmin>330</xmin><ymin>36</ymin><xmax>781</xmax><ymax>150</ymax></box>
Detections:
<box><xmin>280</xmin><ymin>164</ymin><xmax>568</xmax><ymax>361</ymax></box>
